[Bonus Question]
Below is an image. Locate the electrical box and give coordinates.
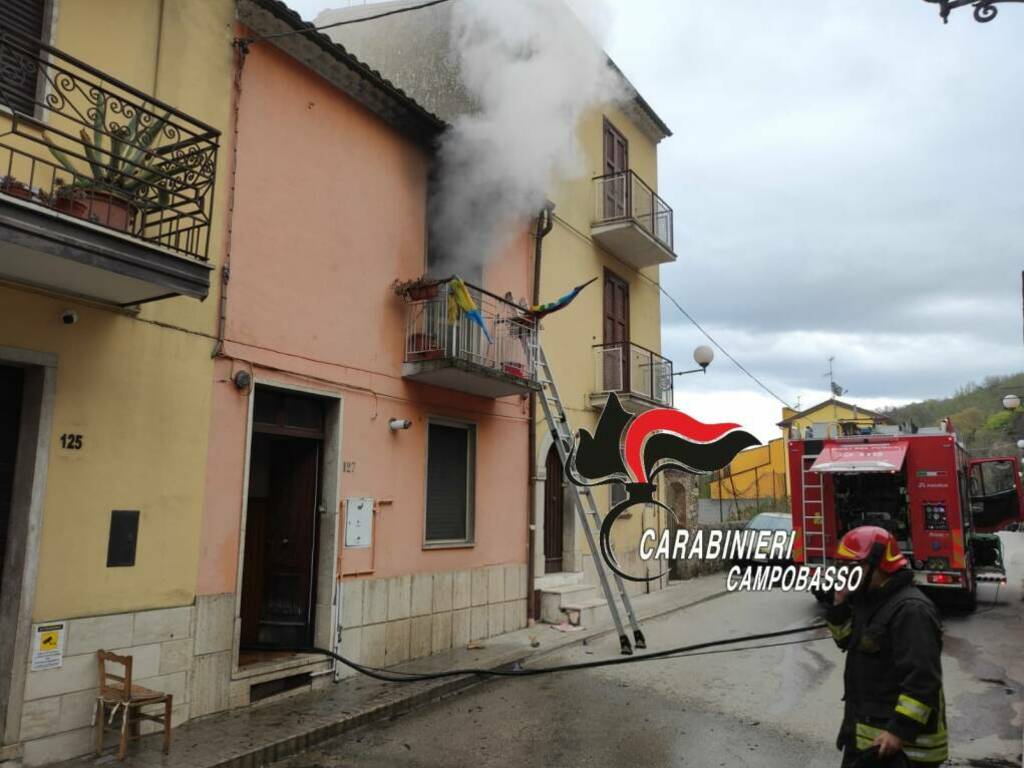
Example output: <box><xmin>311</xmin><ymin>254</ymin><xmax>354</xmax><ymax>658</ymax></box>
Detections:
<box><xmin>344</xmin><ymin>497</ymin><xmax>373</xmax><ymax>548</ymax></box>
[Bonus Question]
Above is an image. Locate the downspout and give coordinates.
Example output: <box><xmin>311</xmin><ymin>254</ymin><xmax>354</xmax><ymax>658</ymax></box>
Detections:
<box><xmin>212</xmin><ymin>37</ymin><xmax>250</xmax><ymax>358</ymax></box>
<box><xmin>527</xmin><ymin>201</ymin><xmax>555</xmax><ymax>620</ymax></box>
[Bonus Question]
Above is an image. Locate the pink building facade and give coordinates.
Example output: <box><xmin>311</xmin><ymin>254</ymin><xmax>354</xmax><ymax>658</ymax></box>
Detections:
<box><xmin>190</xmin><ymin>0</ymin><xmax>535</xmax><ymax>714</ymax></box>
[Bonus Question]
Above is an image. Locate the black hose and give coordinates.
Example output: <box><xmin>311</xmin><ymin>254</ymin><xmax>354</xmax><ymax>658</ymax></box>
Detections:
<box><xmin>243</xmin><ymin>622</ymin><xmax>828</xmax><ymax>684</ymax></box>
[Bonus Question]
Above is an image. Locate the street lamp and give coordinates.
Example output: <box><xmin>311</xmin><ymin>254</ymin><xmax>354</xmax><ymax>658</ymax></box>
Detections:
<box><xmin>924</xmin><ymin>0</ymin><xmax>1016</xmax><ymax>23</ymax></box>
<box><xmin>1003</xmin><ymin>394</ymin><xmax>1021</xmax><ymax>411</ymax></box>
<box><xmin>674</xmin><ymin>345</ymin><xmax>715</xmax><ymax>377</ymax></box>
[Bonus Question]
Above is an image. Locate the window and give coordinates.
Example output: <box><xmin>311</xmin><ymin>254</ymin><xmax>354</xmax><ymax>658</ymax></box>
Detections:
<box><xmin>425</xmin><ymin>420</ymin><xmax>475</xmax><ymax>544</ymax></box>
<box><xmin>0</xmin><ymin>0</ymin><xmax>49</xmax><ymax>116</ymax></box>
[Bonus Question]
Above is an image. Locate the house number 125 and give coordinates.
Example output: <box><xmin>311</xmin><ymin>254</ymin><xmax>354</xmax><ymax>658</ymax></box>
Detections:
<box><xmin>60</xmin><ymin>434</ymin><xmax>83</xmax><ymax>450</ymax></box>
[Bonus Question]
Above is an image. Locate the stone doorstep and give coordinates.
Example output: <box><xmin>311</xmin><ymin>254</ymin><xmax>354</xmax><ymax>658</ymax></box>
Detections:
<box><xmin>42</xmin><ymin>580</ymin><xmax>730</xmax><ymax>768</ymax></box>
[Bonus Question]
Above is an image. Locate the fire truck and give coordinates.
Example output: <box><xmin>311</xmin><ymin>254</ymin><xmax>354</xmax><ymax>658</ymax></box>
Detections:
<box><xmin>788</xmin><ymin>419</ymin><xmax>1023</xmax><ymax>609</ymax></box>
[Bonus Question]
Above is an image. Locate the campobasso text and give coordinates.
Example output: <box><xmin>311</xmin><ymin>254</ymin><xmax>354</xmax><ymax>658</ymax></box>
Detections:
<box><xmin>638</xmin><ymin>528</ymin><xmax>862</xmax><ymax>593</ymax></box>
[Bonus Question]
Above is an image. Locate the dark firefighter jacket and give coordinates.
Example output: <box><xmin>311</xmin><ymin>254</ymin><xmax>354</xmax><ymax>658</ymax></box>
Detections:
<box><xmin>826</xmin><ymin>570</ymin><xmax>947</xmax><ymax>765</ymax></box>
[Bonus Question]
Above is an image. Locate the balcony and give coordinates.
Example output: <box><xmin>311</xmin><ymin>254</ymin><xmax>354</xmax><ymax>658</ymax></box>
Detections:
<box><xmin>590</xmin><ymin>342</ymin><xmax>673</xmax><ymax>412</ymax></box>
<box><xmin>402</xmin><ymin>281</ymin><xmax>540</xmax><ymax>398</ymax></box>
<box><xmin>592</xmin><ymin>170</ymin><xmax>675</xmax><ymax>269</ymax></box>
<box><xmin>0</xmin><ymin>28</ymin><xmax>218</xmax><ymax>306</ymax></box>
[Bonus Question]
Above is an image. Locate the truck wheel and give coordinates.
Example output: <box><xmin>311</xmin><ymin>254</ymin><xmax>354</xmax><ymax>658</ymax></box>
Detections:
<box><xmin>961</xmin><ymin>574</ymin><xmax>977</xmax><ymax>613</ymax></box>
<box><xmin>813</xmin><ymin>588</ymin><xmax>834</xmax><ymax>605</ymax></box>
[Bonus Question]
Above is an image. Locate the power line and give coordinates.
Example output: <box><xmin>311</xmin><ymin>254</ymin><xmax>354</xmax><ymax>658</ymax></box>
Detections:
<box><xmin>248</xmin><ymin>0</ymin><xmax>453</xmax><ymax>44</ymax></box>
<box><xmin>550</xmin><ymin>213</ymin><xmax>792</xmax><ymax>409</ymax></box>
<box><xmin>641</xmin><ymin>273</ymin><xmax>794</xmax><ymax>409</ymax></box>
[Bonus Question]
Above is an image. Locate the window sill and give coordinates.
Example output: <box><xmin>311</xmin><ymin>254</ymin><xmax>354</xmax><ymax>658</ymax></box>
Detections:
<box><xmin>423</xmin><ymin>540</ymin><xmax>475</xmax><ymax>550</ymax></box>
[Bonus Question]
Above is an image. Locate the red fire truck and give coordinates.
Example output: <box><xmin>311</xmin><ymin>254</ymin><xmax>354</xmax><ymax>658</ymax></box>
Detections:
<box><xmin>788</xmin><ymin>420</ymin><xmax>1023</xmax><ymax>609</ymax></box>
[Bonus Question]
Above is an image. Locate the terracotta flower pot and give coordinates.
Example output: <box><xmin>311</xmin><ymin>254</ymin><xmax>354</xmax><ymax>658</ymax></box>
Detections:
<box><xmin>407</xmin><ymin>283</ymin><xmax>439</xmax><ymax>301</ymax></box>
<box><xmin>0</xmin><ymin>179</ymin><xmax>32</xmax><ymax>201</ymax></box>
<box><xmin>80</xmin><ymin>191</ymin><xmax>138</xmax><ymax>232</ymax></box>
<box><xmin>52</xmin><ymin>190</ymin><xmax>137</xmax><ymax>233</ymax></box>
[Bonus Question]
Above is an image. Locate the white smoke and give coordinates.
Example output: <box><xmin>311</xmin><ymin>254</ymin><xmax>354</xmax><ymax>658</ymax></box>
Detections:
<box><xmin>431</xmin><ymin>0</ymin><xmax>624</xmax><ymax>276</ymax></box>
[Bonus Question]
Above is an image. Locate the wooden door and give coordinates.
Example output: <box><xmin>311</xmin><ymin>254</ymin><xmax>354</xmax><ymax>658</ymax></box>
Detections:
<box><xmin>241</xmin><ymin>388</ymin><xmax>325</xmax><ymax>649</ymax></box>
<box><xmin>0</xmin><ymin>365</ymin><xmax>23</xmax><ymax>595</ymax></box>
<box><xmin>603</xmin><ymin>119</ymin><xmax>629</xmax><ymax>218</ymax></box>
<box><xmin>603</xmin><ymin>270</ymin><xmax>630</xmax><ymax>391</ymax></box>
<box><xmin>543</xmin><ymin>446</ymin><xmax>565</xmax><ymax>574</ymax></box>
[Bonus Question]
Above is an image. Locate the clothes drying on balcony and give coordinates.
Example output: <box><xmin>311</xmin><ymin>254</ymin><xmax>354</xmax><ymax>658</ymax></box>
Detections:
<box><xmin>527</xmin><ymin>276</ymin><xmax>597</xmax><ymax>319</ymax></box>
<box><xmin>447</xmin><ymin>277</ymin><xmax>492</xmax><ymax>343</ymax></box>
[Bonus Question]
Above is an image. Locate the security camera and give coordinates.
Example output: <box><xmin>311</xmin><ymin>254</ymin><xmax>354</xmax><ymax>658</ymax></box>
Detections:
<box><xmin>61</xmin><ymin>310</ymin><xmax>78</xmax><ymax>325</ymax></box>
<box><xmin>388</xmin><ymin>418</ymin><xmax>412</xmax><ymax>432</ymax></box>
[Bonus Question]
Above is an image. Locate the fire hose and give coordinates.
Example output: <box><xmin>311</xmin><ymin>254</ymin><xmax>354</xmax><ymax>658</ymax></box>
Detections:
<box><xmin>244</xmin><ymin>622</ymin><xmax>829</xmax><ymax>684</ymax></box>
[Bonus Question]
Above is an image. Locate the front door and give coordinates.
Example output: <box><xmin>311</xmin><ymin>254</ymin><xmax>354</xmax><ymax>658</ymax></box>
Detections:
<box><xmin>241</xmin><ymin>388</ymin><xmax>324</xmax><ymax>650</ymax></box>
<box><xmin>968</xmin><ymin>457</ymin><xmax>1024</xmax><ymax>532</ymax></box>
<box><xmin>603</xmin><ymin>119</ymin><xmax>629</xmax><ymax>219</ymax></box>
<box><xmin>543</xmin><ymin>446</ymin><xmax>565</xmax><ymax>574</ymax></box>
<box><xmin>0</xmin><ymin>365</ymin><xmax>24</xmax><ymax>599</ymax></box>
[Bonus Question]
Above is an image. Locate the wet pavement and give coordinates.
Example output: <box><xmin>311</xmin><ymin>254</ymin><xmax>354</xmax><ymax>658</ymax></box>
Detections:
<box><xmin>274</xmin><ymin>533</ymin><xmax>1024</xmax><ymax>768</ymax></box>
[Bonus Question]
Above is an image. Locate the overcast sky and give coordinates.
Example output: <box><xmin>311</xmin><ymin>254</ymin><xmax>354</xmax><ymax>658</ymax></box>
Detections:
<box><xmin>288</xmin><ymin>0</ymin><xmax>1024</xmax><ymax>440</ymax></box>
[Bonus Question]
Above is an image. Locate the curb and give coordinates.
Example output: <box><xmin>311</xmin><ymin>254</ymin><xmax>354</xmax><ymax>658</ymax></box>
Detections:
<box><xmin>207</xmin><ymin>586</ymin><xmax>732</xmax><ymax>768</ymax></box>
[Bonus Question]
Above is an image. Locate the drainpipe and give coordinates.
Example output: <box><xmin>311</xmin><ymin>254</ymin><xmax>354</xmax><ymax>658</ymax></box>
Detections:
<box><xmin>527</xmin><ymin>201</ymin><xmax>555</xmax><ymax>620</ymax></box>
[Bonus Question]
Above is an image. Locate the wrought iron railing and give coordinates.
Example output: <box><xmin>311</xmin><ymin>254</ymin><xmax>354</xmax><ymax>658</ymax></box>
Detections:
<box><xmin>593</xmin><ymin>341</ymin><xmax>673</xmax><ymax>407</ymax></box>
<box><xmin>404</xmin><ymin>282</ymin><xmax>538</xmax><ymax>384</ymax></box>
<box><xmin>593</xmin><ymin>169</ymin><xmax>674</xmax><ymax>252</ymax></box>
<box><xmin>0</xmin><ymin>27</ymin><xmax>219</xmax><ymax>261</ymax></box>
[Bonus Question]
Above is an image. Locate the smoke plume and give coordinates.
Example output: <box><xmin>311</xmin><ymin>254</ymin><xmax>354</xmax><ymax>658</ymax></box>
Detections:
<box><xmin>431</xmin><ymin>0</ymin><xmax>624</xmax><ymax>276</ymax></box>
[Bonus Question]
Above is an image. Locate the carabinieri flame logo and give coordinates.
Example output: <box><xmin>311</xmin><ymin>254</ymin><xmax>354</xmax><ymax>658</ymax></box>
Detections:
<box><xmin>568</xmin><ymin>393</ymin><xmax>759</xmax><ymax>582</ymax></box>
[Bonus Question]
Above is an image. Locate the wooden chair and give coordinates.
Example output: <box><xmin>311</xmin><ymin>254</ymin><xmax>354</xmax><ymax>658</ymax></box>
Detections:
<box><xmin>94</xmin><ymin>650</ymin><xmax>173</xmax><ymax>760</ymax></box>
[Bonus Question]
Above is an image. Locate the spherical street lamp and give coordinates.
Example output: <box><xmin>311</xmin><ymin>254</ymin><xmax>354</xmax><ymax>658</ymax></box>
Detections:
<box><xmin>694</xmin><ymin>345</ymin><xmax>714</xmax><ymax>370</ymax></box>
<box><xmin>1003</xmin><ymin>394</ymin><xmax>1021</xmax><ymax>411</ymax></box>
<box><xmin>674</xmin><ymin>345</ymin><xmax>715</xmax><ymax>377</ymax></box>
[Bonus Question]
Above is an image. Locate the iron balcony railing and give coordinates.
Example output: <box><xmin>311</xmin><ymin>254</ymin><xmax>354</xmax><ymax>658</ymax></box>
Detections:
<box><xmin>594</xmin><ymin>341</ymin><xmax>673</xmax><ymax>407</ymax></box>
<box><xmin>593</xmin><ymin>169</ymin><xmax>674</xmax><ymax>252</ymax></box>
<box><xmin>0</xmin><ymin>26</ymin><xmax>219</xmax><ymax>261</ymax></box>
<box><xmin>405</xmin><ymin>281</ymin><xmax>539</xmax><ymax>383</ymax></box>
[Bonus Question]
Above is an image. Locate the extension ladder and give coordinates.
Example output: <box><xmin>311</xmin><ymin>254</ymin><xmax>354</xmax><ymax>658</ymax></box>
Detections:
<box><xmin>535</xmin><ymin>344</ymin><xmax>646</xmax><ymax>655</ymax></box>
<box><xmin>801</xmin><ymin>455</ymin><xmax>828</xmax><ymax>567</ymax></box>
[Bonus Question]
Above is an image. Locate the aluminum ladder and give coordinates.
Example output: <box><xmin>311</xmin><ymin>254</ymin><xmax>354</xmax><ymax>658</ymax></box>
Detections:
<box><xmin>535</xmin><ymin>344</ymin><xmax>645</xmax><ymax>655</ymax></box>
<box><xmin>801</xmin><ymin>455</ymin><xmax>828</xmax><ymax>567</ymax></box>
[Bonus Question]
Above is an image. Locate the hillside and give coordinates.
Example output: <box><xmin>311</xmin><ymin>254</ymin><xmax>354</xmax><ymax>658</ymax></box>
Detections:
<box><xmin>882</xmin><ymin>372</ymin><xmax>1024</xmax><ymax>455</ymax></box>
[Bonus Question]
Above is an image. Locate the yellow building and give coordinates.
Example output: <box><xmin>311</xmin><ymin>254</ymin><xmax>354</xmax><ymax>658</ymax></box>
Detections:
<box><xmin>710</xmin><ymin>398</ymin><xmax>890</xmax><ymax>503</ymax></box>
<box><xmin>0</xmin><ymin>2</ymin><xmax>233</xmax><ymax>763</ymax></box>
<box><xmin>320</xmin><ymin>1</ymin><xmax>677</xmax><ymax>627</ymax></box>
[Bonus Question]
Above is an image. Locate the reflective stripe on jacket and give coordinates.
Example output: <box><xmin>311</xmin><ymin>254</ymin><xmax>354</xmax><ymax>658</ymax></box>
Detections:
<box><xmin>827</xmin><ymin>570</ymin><xmax>947</xmax><ymax>765</ymax></box>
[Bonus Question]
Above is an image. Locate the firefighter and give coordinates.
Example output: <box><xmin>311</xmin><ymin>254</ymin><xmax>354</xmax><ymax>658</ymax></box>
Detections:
<box><xmin>827</xmin><ymin>525</ymin><xmax>947</xmax><ymax>767</ymax></box>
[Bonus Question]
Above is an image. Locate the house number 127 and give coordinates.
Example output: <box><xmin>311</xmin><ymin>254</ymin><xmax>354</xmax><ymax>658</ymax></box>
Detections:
<box><xmin>60</xmin><ymin>434</ymin><xmax>83</xmax><ymax>450</ymax></box>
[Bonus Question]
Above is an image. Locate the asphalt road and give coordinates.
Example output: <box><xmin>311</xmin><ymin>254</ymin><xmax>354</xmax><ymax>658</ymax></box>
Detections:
<box><xmin>277</xmin><ymin>533</ymin><xmax>1024</xmax><ymax>768</ymax></box>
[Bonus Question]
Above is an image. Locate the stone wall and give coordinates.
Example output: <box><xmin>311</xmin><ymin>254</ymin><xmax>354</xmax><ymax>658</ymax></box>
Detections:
<box><xmin>337</xmin><ymin>564</ymin><xmax>528</xmax><ymax>675</ymax></box>
<box><xmin>17</xmin><ymin>606</ymin><xmax>193</xmax><ymax>767</ymax></box>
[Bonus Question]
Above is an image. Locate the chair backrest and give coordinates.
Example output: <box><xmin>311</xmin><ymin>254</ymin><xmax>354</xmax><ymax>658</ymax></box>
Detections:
<box><xmin>97</xmin><ymin>650</ymin><xmax>132</xmax><ymax>701</ymax></box>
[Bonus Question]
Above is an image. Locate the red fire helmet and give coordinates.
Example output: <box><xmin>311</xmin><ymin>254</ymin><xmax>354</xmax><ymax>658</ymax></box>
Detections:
<box><xmin>835</xmin><ymin>525</ymin><xmax>908</xmax><ymax>574</ymax></box>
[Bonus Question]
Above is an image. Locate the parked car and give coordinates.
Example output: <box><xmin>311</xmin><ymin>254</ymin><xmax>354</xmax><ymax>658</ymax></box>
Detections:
<box><xmin>733</xmin><ymin>511</ymin><xmax>794</xmax><ymax>568</ymax></box>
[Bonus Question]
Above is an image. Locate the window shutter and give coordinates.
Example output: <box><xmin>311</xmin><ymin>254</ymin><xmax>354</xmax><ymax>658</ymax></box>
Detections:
<box><xmin>0</xmin><ymin>0</ymin><xmax>47</xmax><ymax>116</ymax></box>
<box><xmin>426</xmin><ymin>423</ymin><xmax>471</xmax><ymax>541</ymax></box>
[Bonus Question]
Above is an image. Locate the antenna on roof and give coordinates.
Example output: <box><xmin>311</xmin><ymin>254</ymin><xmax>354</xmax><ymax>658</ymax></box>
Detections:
<box><xmin>824</xmin><ymin>356</ymin><xmax>846</xmax><ymax>398</ymax></box>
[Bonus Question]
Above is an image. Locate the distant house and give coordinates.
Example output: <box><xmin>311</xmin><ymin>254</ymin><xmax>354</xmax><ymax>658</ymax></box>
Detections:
<box><xmin>710</xmin><ymin>398</ymin><xmax>890</xmax><ymax>502</ymax></box>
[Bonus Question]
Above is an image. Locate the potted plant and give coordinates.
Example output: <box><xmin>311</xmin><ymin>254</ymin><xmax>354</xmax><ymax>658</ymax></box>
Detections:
<box><xmin>392</xmin><ymin>276</ymin><xmax>442</xmax><ymax>301</ymax></box>
<box><xmin>44</xmin><ymin>93</ymin><xmax>173</xmax><ymax>233</ymax></box>
<box><xmin>0</xmin><ymin>175</ymin><xmax>32</xmax><ymax>201</ymax></box>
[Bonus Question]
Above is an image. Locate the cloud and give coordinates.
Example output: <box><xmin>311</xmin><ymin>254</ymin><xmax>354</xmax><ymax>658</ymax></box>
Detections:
<box><xmin>605</xmin><ymin>0</ymin><xmax>1024</xmax><ymax>412</ymax></box>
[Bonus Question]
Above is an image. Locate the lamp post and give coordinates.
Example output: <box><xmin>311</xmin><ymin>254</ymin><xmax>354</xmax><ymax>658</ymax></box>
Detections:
<box><xmin>1003</xmin><ymin>393</ymin><xmax>1021</xmax><ymax>411</ymax></box>
<box><xmin>924</xmin><ymin>0</ymin><xmax>1021</xmax><ymax>23</ymax></box>
<box><xmin>674</xmin><ymin>345</ymin><xmax>715</xmax><ymax>377</ymax></box>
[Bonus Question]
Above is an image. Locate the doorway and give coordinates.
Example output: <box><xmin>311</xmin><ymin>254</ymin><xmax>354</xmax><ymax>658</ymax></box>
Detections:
<box><xmin>240</xmin><ymin>387</ymin><xmax>324</xmax><ymax>653</ymax></box>
<box><xmin>603</xmin><ymin>269</ymin><xmax>630</xmax><ymax>392</ymax></box>
<box><xmin>0</xmin><ymin>365</ymin><xmax>24</xmax><ymax>597</ymax></box>
<box><xmin>543</xmin><ymin>445</ymin><xmax>565</xmax><ymax>574</ymax></box>
<box><xmin>603</xmin><ymin>118</ymin><xmax>629</xmax><ymax>219</ymax></box>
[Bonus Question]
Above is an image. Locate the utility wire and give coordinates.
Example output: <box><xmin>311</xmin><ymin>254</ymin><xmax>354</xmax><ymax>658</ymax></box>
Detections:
<box><xmin>550</xmin><ymin>213</ymin><xmax>792</xmax><ymax>409</ymax></box>
<box><xmin>642</xmin><ymin>272</ymin><xmax>794</xmax><ymax>409</ymax></box>
<box><xmin>247</xmin><ymin>0</ymin><xmax>453</xmax><ymax>44</ymax></box>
